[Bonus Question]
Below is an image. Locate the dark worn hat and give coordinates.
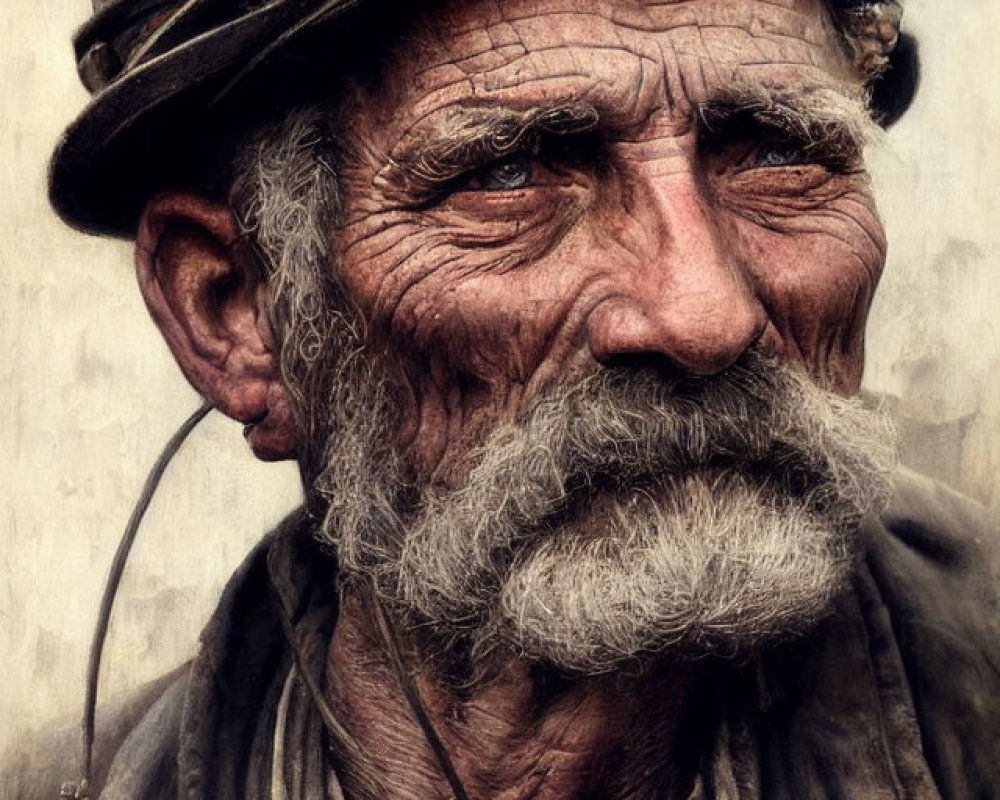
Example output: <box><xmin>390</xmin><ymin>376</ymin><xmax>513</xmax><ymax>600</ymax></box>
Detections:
<box><xmin>50</xmin><ymin>0</ymin><xmax>370</xmax><ymax>238</ymax></box>
<box><xmin>50</xmin><ymin>0</ymin><xmax>919</xmax><ymax>238</ymax></box>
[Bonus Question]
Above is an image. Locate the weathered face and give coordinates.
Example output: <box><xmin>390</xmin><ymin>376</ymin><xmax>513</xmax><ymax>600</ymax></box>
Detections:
<box><xmin>332</xmin><ymin>0</ymin><xmax>886</xmax><ymax>482</ymax></box>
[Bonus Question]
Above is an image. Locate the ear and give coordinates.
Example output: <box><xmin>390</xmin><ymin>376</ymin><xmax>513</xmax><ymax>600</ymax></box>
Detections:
<box><xmin>136</xmin><ymin>191</ymin><xmax>299</xmax><ymax>461</ymax></box>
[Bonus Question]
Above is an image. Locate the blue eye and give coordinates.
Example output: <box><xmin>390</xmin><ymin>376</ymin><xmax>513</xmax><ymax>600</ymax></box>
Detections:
<box><xmin>479</xmin><ymin>156</ymin><xmax>534</xmax><ymax>190</ymax></box>
<box><xmin>753</xmin><ymin>144</ymin><xmax>804</xmax><ymax>168</ymax></box>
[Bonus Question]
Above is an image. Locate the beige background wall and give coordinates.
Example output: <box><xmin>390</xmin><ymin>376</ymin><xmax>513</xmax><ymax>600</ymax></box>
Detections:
<box><xmin>1</xmin><ymin>0</ymin><xmax>998</xmax><ymax>746</ymax></box>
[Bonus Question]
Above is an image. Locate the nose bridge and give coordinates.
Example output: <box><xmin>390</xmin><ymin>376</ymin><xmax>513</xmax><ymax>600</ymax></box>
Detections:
<box><xmin>587</xmin><ymin>172</ymin><xmax>766</xmax><ymax>376</ymax></box>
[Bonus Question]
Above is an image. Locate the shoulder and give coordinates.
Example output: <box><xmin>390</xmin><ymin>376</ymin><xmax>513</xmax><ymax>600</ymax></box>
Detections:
<box><xmin>866</xmin><ymin>467</ymin><xmax>1000</xmax><ymax>615</ymax></box>
<box><xmin>862</xmin><ymin>468</ymin><xmax>1000</xmax><ymax>796</ymax></box>
<box><xmin>0</xmin><ymin>664</ymin><xmax>189</xmax><ymax>800</ymax></box>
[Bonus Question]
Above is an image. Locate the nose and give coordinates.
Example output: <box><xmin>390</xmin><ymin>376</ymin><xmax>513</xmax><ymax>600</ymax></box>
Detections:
<box><xmin>586</xmin><ymin>176</ymin><xmax>766</xmax><ymax>376</ymax></box>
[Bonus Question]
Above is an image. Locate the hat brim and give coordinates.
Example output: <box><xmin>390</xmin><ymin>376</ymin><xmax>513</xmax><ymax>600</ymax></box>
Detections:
<box><xmin>49</xmin><ymin>0</ymin><xmax>362</xmax><ymax>238</ymax></box>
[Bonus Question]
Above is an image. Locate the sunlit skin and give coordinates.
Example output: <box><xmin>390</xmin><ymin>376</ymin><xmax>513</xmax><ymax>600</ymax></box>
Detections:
<box><xmin>331</xmin><ymin>0</ymin><xmax>886</xmax><ymax>488</ymax></box>
<box><xmin>316</xmin><ymin>1</ymin><xmax>888</xmax><ymax>797</ymax></box>
<box><xmin>136</xmin><ymin>0</ymin><xmax>889</xmax><ymax>796</ymax></box>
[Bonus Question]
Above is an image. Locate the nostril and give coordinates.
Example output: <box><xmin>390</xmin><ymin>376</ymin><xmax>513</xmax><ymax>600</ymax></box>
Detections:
<box><xmin>599</xmin><ymin>352</ymin><xmax>689</xmax><ymax>383</ymax></box>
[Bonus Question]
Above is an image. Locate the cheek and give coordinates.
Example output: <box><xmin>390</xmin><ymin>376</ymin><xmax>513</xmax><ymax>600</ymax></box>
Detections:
<box><xmin>335</xmin><ymin>211</ymin><xmax>600</xmax><ymax>480</ymax></box>
<box><xmin>726</xmin><ymin>192</ymin><xmax>886</xmax><ymax>392</ymax></box>
<box><xmin>336</xmin><ymin>183</ymin><xmax>591</xmax><ymax>380</ymax></box>
<box><xmin>379</xmin><ymin>256</ymin><xmax>585</xmax><ymax>390</ymax></box>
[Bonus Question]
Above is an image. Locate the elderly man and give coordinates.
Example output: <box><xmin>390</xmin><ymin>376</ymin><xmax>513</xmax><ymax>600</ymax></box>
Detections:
<box><xmin>6</xmin><ymin>0</ymin><xmax>999</xmax><ymax>797</ymax></box>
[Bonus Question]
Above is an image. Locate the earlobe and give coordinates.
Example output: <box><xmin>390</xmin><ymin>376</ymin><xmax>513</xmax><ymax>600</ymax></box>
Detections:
<box><xmin>136</xmin><ymin>191</ymin><xmax>299</xmax><ymax>460</ymax></box>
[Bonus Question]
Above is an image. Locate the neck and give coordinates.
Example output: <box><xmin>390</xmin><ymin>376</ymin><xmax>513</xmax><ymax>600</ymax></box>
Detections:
<box><xmin>323</xmin><ymin>591</ymin><xmax>705</xmax><ymax>800</ymax></box>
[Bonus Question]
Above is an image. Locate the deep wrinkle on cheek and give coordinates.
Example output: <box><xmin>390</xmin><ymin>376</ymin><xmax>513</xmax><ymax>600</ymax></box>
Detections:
<box><xmin>726</xmin><ymin>214</ymin><xmax>882</xmax><ymax>390</ymax></box>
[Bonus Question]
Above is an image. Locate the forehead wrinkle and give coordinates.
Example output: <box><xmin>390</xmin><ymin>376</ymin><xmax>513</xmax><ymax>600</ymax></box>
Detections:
<box><xmin>450</xmin><ymin>43</ymin><xmax>532</xmax><ymax>78</ymax></box>
<box><xmin>408</xmin><ymin>1</ymin><xmax>836</xmax><ymax>84</ymax></box>
<box><xmin>402</xmin><ymin>28</ymin><xmax>842</xmax><ymax>133</ymax></box>
<box><xmin>395</xmin><ymin>68</ymin><xmax>602</xmax><ymax>152</ymax></box>
<box><xmin>439</xmin><ymin>0</ymin><xmax>819</xmax><ymax>36</ymax></box>
<box><xmin>493</xmin><ymin>1</ymin><xmax>830</xmax><ymax>43</ymax></box>
<box><xmin>402</xmin><ymin>45</ymin><xmax>673</xmax><ymax>137</ymax></box>
<box><xmin>402</xmin><ymin>47</ymin><xmax>648</xmax><ymax>138</ymax></box>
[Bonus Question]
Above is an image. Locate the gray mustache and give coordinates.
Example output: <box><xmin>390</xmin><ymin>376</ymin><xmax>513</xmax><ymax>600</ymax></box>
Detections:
<box><xmin>451</xmin><ymin>351</ymin><xmax>853</xmax><ymax>530</ymax></box>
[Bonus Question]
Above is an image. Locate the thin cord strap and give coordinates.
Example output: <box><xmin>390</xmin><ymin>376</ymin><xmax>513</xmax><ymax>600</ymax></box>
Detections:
<box><xmin>369</xmin><ymin>589</ymin><xmax>474</xmax><ymax>800</ymax></box>
<box><xmin>267</xmin><ymin>581</ymin><xmax>385</xmax><ymax>798</ymax></box>
<box><xmin>74</xmin><ymin>403</ymin><xmax>213</xmax><ymax>798</ymax></box>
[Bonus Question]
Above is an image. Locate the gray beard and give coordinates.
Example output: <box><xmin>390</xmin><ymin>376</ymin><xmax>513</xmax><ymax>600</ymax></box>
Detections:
<box><xmin>313</xmin><ymin>352</ymin><xmax>896</xmax><ymax>676</ymax></box>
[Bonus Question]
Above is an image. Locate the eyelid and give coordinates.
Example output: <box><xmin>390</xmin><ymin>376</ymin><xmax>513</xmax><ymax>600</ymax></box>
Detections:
<box><xmin>708</xmin><ymin>123</ymin><xmax>860</xmax><ymax>176</ymax></box>
<box><xmin>384</xmin><ymin>121</ymin><xmax>604</xmax><ymax>211</ymax></box>
<box><xmin>430</xmin><ymin>130</ymin><xmax>603</xmax><ymax>200</ymax></box>
<box><xmin>464</xmin><ymin>153</ymin><xmax>535</xmax><ymax>191</ymax></box>
<box><xmin>398</xmin><ymin>133</ymin><xmax>541</xmax><ymax>198</ymax></box>
<box><xmin>444</xmin><ymin>141</ymin><xmax>539</xmax><ymax>192</ymax></box>
<box><xmin>741</xmin><ymin>140</ymin><xmax>806</xmax><ymax>169</ymax></box>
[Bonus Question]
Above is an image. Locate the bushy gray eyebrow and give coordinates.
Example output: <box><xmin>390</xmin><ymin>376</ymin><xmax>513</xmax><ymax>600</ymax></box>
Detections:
<box><xmin>381</xmin><ymin>83</ymin><xmax>877</xmax><ymax>197</ymax></box>
<box><xmin>386</xmin><ymin>102</ymin><xmax>601</xmax><ymax>190</ymax></box>
<box><xmin>696</xmin><ymin>84</ymin><xmax>880</xmax><ymax>166</ymax></box>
